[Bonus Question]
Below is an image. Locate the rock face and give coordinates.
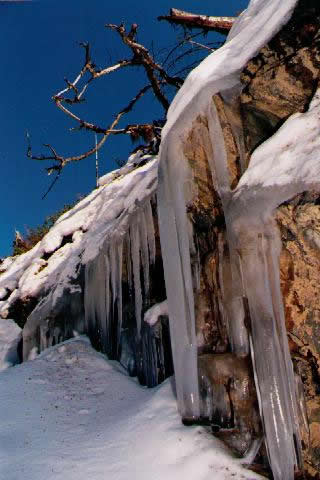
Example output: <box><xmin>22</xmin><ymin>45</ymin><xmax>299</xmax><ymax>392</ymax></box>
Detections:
<box><xmin>277</xmin><ymin>197</ymin><xmax>320</xmax><ymax>477</ymax></box>
<box><xmin>240</xmin><ymin>0</ymin><xmax>320</xmax><ymax>162</ymax></box>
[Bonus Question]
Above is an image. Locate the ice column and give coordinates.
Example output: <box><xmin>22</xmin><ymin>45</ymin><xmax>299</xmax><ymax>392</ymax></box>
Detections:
<box><xmin>158</xmin><ymin>139</ymin><xmax>200</xmax><ymax>421</ymax></box>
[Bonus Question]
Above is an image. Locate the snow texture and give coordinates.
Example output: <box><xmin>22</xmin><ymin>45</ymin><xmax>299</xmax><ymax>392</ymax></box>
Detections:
<box><xmin>0</xmin><ymin>337</ymin><xmax>264</xmax><ymax>480</ymax></box>
<box><xmin>158</xmin><ymin>0</ymin><xmax>311</xmax><ymax>479</ymax></box>
<box><xmin>0</xmin><ymin>318</ymin><xmax>21</xmax><ymax>370</ymax></box>
<box><xmin>0</xmin><ymin>153</ymin><xmax>158</xmax><ymax>321</ymax></box>
<box><xmin>144</xmin><ymin>300</ymin><xmax>168</xmax><ymax>326</ymax></box>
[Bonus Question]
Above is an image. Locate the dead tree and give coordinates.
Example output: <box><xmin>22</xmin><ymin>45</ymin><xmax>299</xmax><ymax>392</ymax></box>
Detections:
<box><xmin>27</xmin><ymin>11</ymin><xmax>232</xmax><ymax>197</ymax></box>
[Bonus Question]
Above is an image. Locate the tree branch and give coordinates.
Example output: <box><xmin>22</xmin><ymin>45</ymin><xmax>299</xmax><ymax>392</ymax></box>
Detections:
<box><xmin>27</xmin><ymin>83</ymin><xmax>155</xmax><ymax>178</ymax></box>
<box><xmin>158</xmin><ymin>9</ymin><xmax>235</xmax><ymax>34</ymax></box>
<box><xmin>105</xmin><ymin>23</ymin><xmax>183</xmax><ymax>111</ymax></box>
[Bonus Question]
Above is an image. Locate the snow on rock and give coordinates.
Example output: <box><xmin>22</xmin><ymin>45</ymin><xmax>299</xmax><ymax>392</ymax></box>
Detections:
<box><xmin>0</xmin><ymin>337</ymin><xmax>263</xmax><ymax>480</ymax></box>
<box><xmin>0</xmin><ymin>155</ymin><xmax>158</xmax><ymax>318</ymax></box>
<box><xmin>144</xmin><ymin>300</ymin><xmax>168</xmax><ymax>326</ymax></box>
<box><xmin>233</xmin><ymin>88</ymin><xmax>320</xmax><ymax>211</ymax></box>
<box><xmin>0</xmin><ymin>318</ymin><xmax>21</xmax><ymax>371</ymax></box>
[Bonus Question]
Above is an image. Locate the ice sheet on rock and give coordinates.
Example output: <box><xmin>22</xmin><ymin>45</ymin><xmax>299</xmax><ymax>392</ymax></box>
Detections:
<box><xmin>0</xmin><ymin>318</ymin><xmax>21</xmax><ymax>370</ymax></box>
<box><xmin>0</xmin><ymin>156</ymin><xmax>158</xmax><ymax>319</ymax></box>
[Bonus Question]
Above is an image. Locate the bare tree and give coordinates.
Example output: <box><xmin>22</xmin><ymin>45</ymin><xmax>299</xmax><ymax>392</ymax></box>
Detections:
<box><xmin>27</xmin><ymin>10</ymin><xmax>233</xmax><ymax>197</ymax></box>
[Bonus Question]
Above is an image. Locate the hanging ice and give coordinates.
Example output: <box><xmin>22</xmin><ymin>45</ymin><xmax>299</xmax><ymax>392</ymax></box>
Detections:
<box><xmin>157</xmin><ymin>0</ymin><xmax>319</xmax><ymax>478</ymax></box>
<box><xmin>84</xmin><ymin>198</ymin><xmax>157</xmax><ymax>356</ymax></box>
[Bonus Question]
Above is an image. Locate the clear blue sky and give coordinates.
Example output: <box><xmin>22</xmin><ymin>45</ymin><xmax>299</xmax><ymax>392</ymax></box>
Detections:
<box><xmin>0</xmin><ymin>0</ymin><xmax>248</xmax><ymax>257</ymax></box>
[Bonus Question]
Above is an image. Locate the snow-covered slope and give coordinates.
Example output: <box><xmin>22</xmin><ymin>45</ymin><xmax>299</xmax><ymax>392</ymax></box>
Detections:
<box><xmin>0</xmin><ymin>337</ymin><xmax>263</xmax><ymax>480</ymax></box>
<box><xmin>0</xmin><ymin>154</ymin><xmax>157</xmax><ymax>318</ymax></box>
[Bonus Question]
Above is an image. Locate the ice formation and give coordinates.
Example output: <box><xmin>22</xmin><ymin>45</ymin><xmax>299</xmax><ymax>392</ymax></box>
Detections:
<box><xmin>157</xmin><ymin>0</ymin><xmax>316</xmax><ymax>478</ymax></box>
<box><xmin>0</xmin><ymin>153</ymin><xmax>158</xmax><ymax>361</ymax></box>
<box><xmin>84</xmin><ymin>198</ymin><xmax>156</xmax><ymax>358</ymax></box>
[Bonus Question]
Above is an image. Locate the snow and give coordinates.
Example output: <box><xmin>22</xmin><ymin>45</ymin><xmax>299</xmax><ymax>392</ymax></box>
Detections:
<box><xmin>0</xmin><ymin>154</ymin><xmax>158</xmax><ymax>318</ymax></box>
<box><xmin>0</xmin><ymin>318</ymin><xmax>21</xmax><ymax>370</ymax></box>
<box><xmin>233</xmin><ymin>88</ymin><xmax>320</xmax><ymax>210</ymax></box>
<box><xmin>0</xmin><ymin>337</ymin><xmax>263</xmax><ymax>480</ymax></box>
<box><xmin>144</xmin><ymin>300</ymin><xmax>168</xmax><ymax>326</ymax></box>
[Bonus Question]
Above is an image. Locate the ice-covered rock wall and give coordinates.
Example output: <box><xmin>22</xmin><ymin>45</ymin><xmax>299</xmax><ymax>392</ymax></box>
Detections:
<box><xmin>158</xmin><ymin>0</ymin><xmax>320</xmax><ymax>478</ymax></box>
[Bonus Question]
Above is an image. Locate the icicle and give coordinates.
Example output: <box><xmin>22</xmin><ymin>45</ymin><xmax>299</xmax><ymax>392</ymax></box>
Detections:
<box><xmin>110</xmin><ymin>243</ymin><xmax>117</xmax><ymax>313</ymax></box>
<box><xmin>294</xmin><ymin>373</ymin><xmax>310</xmax><ymax>449</ymax></box>
<box><xmin>125</xmin><ymin>232</ymin><xmax>132</xmax><ymax>290</ymax></box>
<box><xmin>145</xmin><ymin>198</ymin><xmax>156</xmax><ymax>265</ymax></box>
<box><xmin>220</xmin><ymin>84</ymin><xmax>247</xmax><ymax>173</ymax></box>
<box><xmin>232</xmin><ymin>221</ymin><xmax>297</xmax><ymax>480</ymax></box>
<box><xmin>116</xmin><ymin>241</ymin><xmax>123</xmax><ymax>353</ymax></box>
<box><xmin>130</xmin><ymin>217</ymin><xmax>143</xmax><ymax>338</ymax></box>
<box><xmin>139</xmin><ymin>207</ymin><xmax>150</xmax><ymax>298</ymax></box>
<box><xmin>84</xmin><ymin>261</ymin><xmax>96</xmax><ymax>333</ymax></box>
<box><xmin>96</xmin><ymin>251</ymin><xmax>107</xmax><ymax>347</ymax></box>
<box><xmin>104</xmin><ymin>251</ymin><xmax>111</xmax><ymax>347</ymax></box>
<box><xmin>243</xmin><ymin>437</ymin><xmax>263</xmax><ymax>465</ymax></box>
<box><xmin>158</xmin><ymin>139</ymin><xmax>200</xmax><ymax>421</ymax></box>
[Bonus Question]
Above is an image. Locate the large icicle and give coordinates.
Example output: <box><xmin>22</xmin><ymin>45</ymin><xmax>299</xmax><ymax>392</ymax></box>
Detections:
<box><xmin>158</xmin><ymin>141</ymin><xmax>200</xmax><ymax>421</ymax></box>
<box><xmin>130</xmin><ymin>215</ymin><xmax>143</xmax><ymax>339</ymax></box>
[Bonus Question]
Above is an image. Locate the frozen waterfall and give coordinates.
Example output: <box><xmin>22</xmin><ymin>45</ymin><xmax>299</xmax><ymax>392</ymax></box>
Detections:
<box><xmin>156</xmin><ymin>0</ymin><xmax>317</xmax><ymax>479</ymax></box>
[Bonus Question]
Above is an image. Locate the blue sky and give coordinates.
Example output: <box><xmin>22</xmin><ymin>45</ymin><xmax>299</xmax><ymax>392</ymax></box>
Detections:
<box><xmin>0</xmin><ymin>0</ymin><xmax>248</xmax><ymax>257</ymax></box>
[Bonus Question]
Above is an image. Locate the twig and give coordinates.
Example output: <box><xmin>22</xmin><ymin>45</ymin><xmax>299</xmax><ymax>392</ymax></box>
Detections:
<box><xmin>27</xmin><ymin>84</ymin><xmax>154</xmax><ymax>175</ymax></box>
<box><xmin>42</xmin><ymin>169</ymin><xmax>62</xmax><ymax>200</ymax></box>
<box><xmin>105</xmin><ymin>23</ymin><xmax>183</xmax><ymax>111</ymax></box>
